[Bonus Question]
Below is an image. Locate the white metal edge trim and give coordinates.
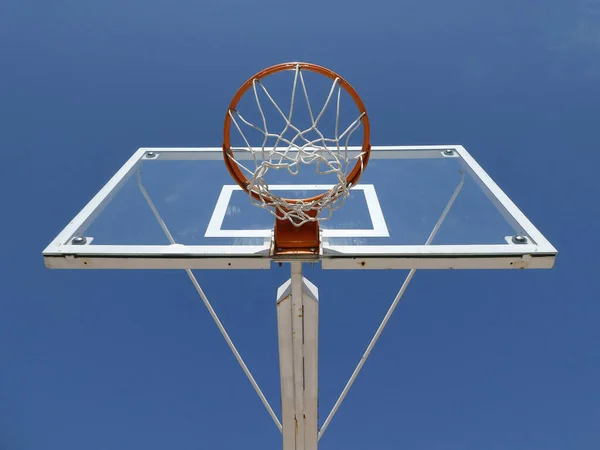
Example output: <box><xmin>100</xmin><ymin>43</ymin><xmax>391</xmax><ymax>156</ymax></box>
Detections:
<box><xmin>45</xmin><ymin>244</ymin><xmax>270</xmax><ymax>256</ymax></box>
<box><xmin>47</xmin><ymin>243</ymin><xmax>551</xmax><ymax>257</ymax></box>
<box><xmin>138</xmin><ymin>146</ymin><xmax>461</xmax><ymax>161</ymax></box>
<box><xmin>43</xmin><ymin>256</ymin><xmax>272</xmax><ymax>269</ymax></box>
<box><xmin>322</xmin><ymin>255</ymin><xmax>555</xmax><ymax>270</ymax></box>
<box><xmin>43</xmin><ymin>254</ymin><xmax>554</xmax><ymax>269</ymax></box>
<box><xmin>204</xmin><ymin>184</ymin><xmax>389</xmax><ymax>238</ymax></box>
<box><xmin>454</xmin><ymin>146</ymin><xmax>557</xmax><ymax>254</ymax></box>
<box><xmin>139</xmin><ymin>145</ymin><xmax>462</xmax><ymax>153</ymax></box>
<box><xmin>43</xmin><ymin>148</ymin><xmax>147</xmax><ymax>253</ymax></box>
<box><xmin>323</xmin><ymin>243</ymin><xmax>543</xmax><ymax>255</ymax></box>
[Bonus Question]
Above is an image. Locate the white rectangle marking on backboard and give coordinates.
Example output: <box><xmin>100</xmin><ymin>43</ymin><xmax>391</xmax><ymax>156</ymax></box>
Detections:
<box><xmin>205</xmin><ymin>184</ymin><xmax>389</xmax><ymax>238</ymax></box>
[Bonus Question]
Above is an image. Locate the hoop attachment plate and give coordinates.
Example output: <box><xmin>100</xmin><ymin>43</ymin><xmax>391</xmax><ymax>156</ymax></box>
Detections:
<box><xmin>273</xmin><ymin>210</ymin><xmax>320</xmax><ymax>257</ymax></box>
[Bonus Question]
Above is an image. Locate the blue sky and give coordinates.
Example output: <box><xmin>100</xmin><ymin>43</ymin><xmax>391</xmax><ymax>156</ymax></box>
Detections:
<box><xmin>2</xmin><ymin>0</ymin><xmax>600</xmax><ymax>449</ymax></box>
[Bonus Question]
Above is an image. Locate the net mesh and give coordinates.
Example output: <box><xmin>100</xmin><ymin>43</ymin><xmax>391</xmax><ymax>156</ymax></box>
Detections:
<box><xmin>226</xmin><ymin>64</ymin><xmax>367</xmax><ymax>226</ymax></box>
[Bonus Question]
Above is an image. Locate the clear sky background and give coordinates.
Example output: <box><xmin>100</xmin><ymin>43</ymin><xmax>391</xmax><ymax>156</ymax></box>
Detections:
<box><xmin>2</xmin><ymin>0</ymin><xmax>600</xmax><ymax>449</ymax></box>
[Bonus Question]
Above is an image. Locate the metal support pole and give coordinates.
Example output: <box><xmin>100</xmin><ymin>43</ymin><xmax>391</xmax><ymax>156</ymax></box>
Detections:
<box><xmin>277</xmin><ymin>262</ymin><xmax>319</xmax><ymax>450</ymax></box>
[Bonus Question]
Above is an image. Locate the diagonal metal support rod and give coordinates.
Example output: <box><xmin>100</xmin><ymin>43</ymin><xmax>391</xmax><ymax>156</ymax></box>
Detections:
<box><xmin>318</xmin><ymin>172</ymin><xmax>465</xmax><ymax>440</ymax></box>
<box><xmin>137</xmin><ymin>169</ymin><xmax>283</xmax><ymax>433</ymax></box>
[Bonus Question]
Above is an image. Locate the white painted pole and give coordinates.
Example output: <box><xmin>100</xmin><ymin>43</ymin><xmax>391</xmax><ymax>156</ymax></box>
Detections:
<box><xmin>277</xmin><ymin>277</ymin><xmax>296</xmax><ymax>450</ymax></box>
<box><xmin>277</xmin><ymin>263</ymin><xmax>319</xmax><ymax>450</ymax></box>
<box><xmin>291</xmin><ymin>263</ymin><xmax>306</xmax><ymax>450</ymax></box>
<box><xmin>302</xmin><ymin>275</ymin><xmax>319</xmax><ymax>448</ymax></box>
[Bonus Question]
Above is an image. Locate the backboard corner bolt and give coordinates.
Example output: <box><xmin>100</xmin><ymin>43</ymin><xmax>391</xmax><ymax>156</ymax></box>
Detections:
<box><xmin>146</xmin><ymin>151</ymin><xmax>157</xmax><ymax>158</ymax></box>
<box><xmin>443</xmin><ymin>149</ymin><xmax>454</xmax><ymax>156</ymax></box>
<box><xmin>71</xmin><ymin>236</ymin><xmax>87</xmax><ymax>245</ymax></box>
<box><xmin>512</xmin><ymin>235</ymin><xmax>528</xmax><ymax>244</ymax></box>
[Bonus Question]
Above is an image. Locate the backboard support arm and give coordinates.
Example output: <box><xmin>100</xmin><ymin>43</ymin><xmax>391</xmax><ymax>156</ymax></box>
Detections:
<box><xmin>137</xmin><ymin>169</ymin><xmax>283</xmax><ymax>432</ymax></box>
<box><xmin>318</xmin><ymin>172</ymin><xmax>465</xmax><ymax>440</ymax></box>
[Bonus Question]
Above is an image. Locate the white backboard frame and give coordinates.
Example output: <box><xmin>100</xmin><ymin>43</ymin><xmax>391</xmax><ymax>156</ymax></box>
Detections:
<box><xmin>42</xmin><ymin>146</ymin><xmax>557</xmax><ymax>270</ymax></box>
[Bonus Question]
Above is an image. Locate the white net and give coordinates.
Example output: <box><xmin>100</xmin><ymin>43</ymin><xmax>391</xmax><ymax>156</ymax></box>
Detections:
<box><xmin>226</xmin><ymin>64</ymin><xmax>368</xmax><ymax>226</ymax></box>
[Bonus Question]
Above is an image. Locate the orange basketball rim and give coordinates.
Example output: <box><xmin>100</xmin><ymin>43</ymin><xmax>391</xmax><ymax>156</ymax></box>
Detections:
<box><xmin>222</xmin><ymin>62</ymin><xmax>372</xmax><ymax>256</ymax></box>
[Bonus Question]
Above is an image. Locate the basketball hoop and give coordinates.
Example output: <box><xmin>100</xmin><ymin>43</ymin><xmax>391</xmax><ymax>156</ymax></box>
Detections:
<box><xmin>222</xmin><ymin>62</ymin><xmax>371</xmax><ymax>256</ymax></box>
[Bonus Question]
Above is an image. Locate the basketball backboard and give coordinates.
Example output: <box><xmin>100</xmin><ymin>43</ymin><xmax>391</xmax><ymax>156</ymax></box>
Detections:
<box><xmin>43</xmin><ymin>145</ymin><xmax>556</xmax><ymax>270</ymax></box>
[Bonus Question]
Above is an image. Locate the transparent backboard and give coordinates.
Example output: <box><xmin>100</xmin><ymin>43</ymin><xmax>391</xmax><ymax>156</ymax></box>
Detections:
<box><xmin>43</xmin><ymin>146</ymin><xmax>556</xmax><ymax>269</ymax></box>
